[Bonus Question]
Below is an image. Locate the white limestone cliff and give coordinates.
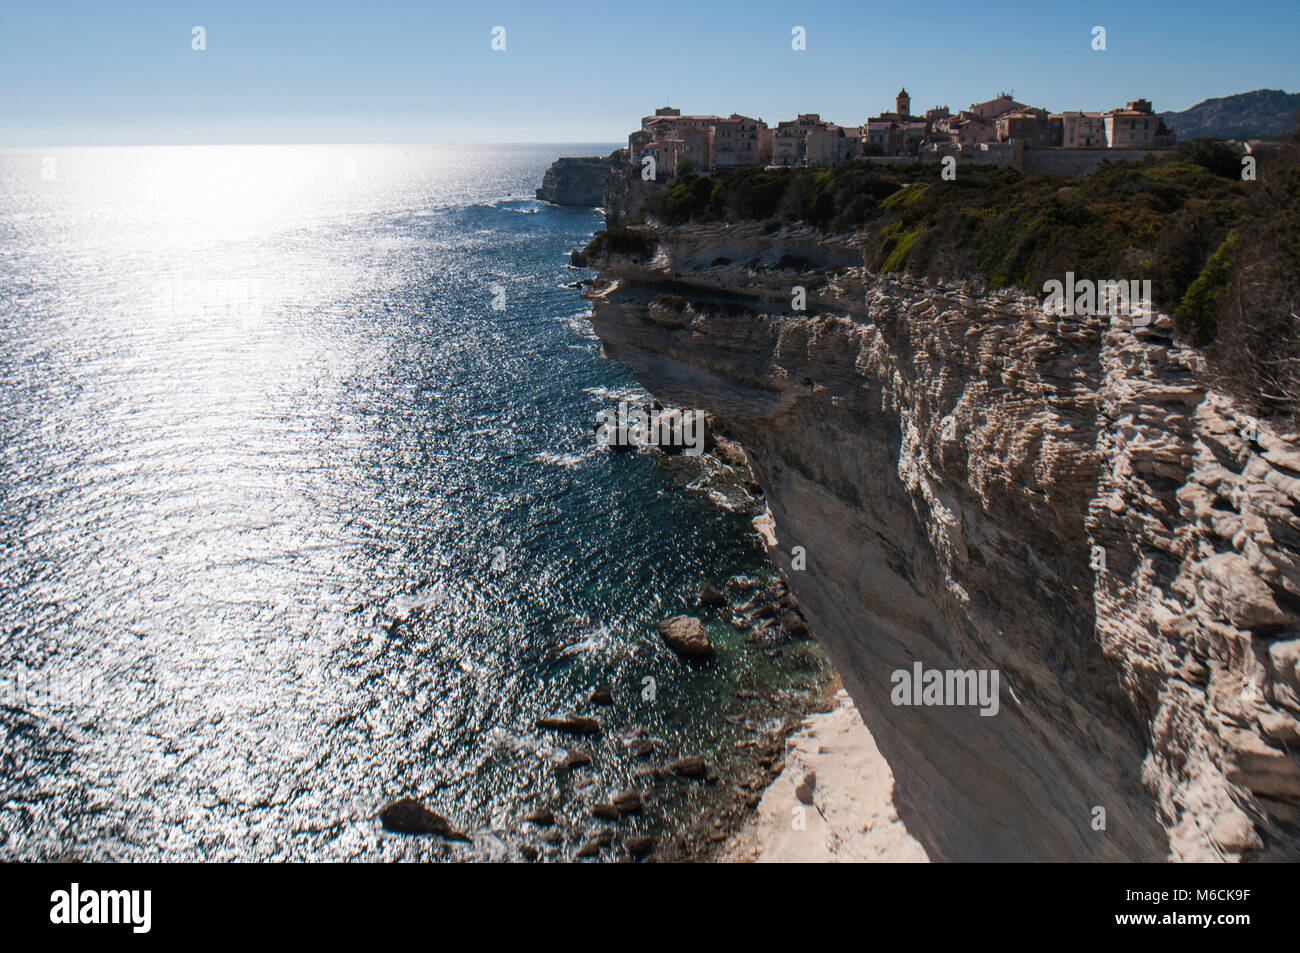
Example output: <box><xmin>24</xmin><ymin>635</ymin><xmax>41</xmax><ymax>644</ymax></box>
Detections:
<box><xmin>582</xmin><ymin>220</ymin><xmax>1300</xmax><ymax>861</ymax></box>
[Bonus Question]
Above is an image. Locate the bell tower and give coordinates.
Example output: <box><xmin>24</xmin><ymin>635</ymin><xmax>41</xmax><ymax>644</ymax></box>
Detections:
<box><xmin>896</xmin><ymin>88</ymin><xmax>910</xmax><ymax>118</ymax></box>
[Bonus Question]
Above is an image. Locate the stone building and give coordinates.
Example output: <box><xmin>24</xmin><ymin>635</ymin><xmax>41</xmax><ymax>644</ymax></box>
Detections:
<box><xmin>864</xmin><ymin>87</ymin><xmax>935</xmax><ymax>155</ymax></box>
<box><xmin>712</xmin><ymin>113</ymin><xmax>771</xmax><ymax>168</ymax></box>
<box><xmin>966</xmin><ymin>93</ymin><xmax>1027</xmax><ymax>119</ymax></box>
<box><xmin>628</xmin><ymin>107</ymin><xmax>772</xmax><ymax>176</ymax></box>
<box><xmin>771</xmin><ymin>114</ymin><xmax>855</xmax><ymax>166</ymax></box>
<box><xmin>628</xmin><ymin>107</ymin><xmax>719</xmax><ymax>177</ymax></box>
<box><xmin>996</xmin><ymin>108</ymin><xmax>1063</xmax><ymax>147</ymax></box>
<box><xmin>896</xmin><ymin>87</ymin><xmax>911</xmax><ymax>119</ymax></box>
<box><xmin>805</xmin><ymin>122</ymin><xmax>858</xmax><ymax>164</ymax></box>
<box><xmin>1050</xmin><ymin>99</ymin><xmax>1175</xmax><ymax>149</ymax></box>
<box><xmin>621</xmin><ymin>89</ymin><xmax>1175</xmax><ymax>181</ymax></box>
<box><xmin>1103</xmin><ymin>99</ymin><xmax>1175</xmax><ymax>148</ymax></box>
<box><xmin>863</xmin><ymin>119</ymin><xmax>894</xmax><ymax>153</ymax></box>
<box><xmin>1055</xmin><ymin>110</ymin><xmax>1108</xmax><ymax>148</ymax></box>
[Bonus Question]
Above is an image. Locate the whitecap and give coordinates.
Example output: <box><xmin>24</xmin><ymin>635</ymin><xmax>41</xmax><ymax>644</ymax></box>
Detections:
<box><xmin>558</xmin><ymin>623</ymin><xmax>614</xmax><ymax>657</ymax></box>
<box><xmin>535</xmin><ymin>451</ymin><xmax>588</xmax><ymax>469</ymax></box>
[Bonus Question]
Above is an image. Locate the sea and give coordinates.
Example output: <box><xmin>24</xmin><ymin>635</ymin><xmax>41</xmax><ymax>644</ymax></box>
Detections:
<box><xmin>0</xmin><ymin>144</ymin><xmax>827</xmax><ymax>861</ymax></box>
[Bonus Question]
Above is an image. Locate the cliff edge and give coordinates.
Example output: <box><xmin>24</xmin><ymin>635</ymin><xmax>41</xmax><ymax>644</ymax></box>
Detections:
<box><xmin>536</xmin><ymin>152</ymin><xmax>622</xmax><ymax>207</ymax></box>
<box><xmin>582</xmin><ymin>220</ymin><xmax>1300</xmax><ymax>861</ymax></box>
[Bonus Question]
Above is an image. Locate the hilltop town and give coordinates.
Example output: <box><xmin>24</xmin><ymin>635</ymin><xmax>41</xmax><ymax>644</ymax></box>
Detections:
<box><xmin>628</xmin><ymin>90</ymin><xmax>1176</xmax><ymax>178</ymax></box>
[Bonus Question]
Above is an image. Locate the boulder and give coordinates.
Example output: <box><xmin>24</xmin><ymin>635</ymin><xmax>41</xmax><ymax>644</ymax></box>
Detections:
<box><xmin>668</xmin><ymin>756</ymin><xmax>708</xmax><ymax>779</ymax></box>
<box><xmin>575</xmin><ymin>832</ymin><xmax>612</xmax><ymax>857</ymax></box>
<box><xmin>626</xmin><ymin>738</ymin><xmax>656</xmax><ymax>759</ymax></box>
<box><xmin>781</xmin><ymin>611</ymin><xmax>810</xmax><ymax>637</ymax></box>
<box><xmin>698</xmin><ymin>583</ymin><xmax>727</xmax><ymax>608</ymax></box>
<box><xmin>379</xmin><ymin>798</ymin><xmax>470</xmax><ymax>841</ymax></box>
<box><xmin>625</xmin><ymin>835</ymin><xmax>654</xmax><ymax>856</ymax></box>
<box><xmin>559</xmin><ymin>748</ymin><xmax>592</xmax><ymax>771</ymax></box>
<box><xmin>612</xmin><ymin>789</ymin><xmax>643</xmax><ymax>814</ymax></box>
<box><xmin>536</xmin><ymin>715</ymin><xmax>601</xmax><ymax>735</ymax></box>
<box><xmin>657</xmin><ymin>616</ymin><xmax>714</xmax><ymax>660</ymax></box>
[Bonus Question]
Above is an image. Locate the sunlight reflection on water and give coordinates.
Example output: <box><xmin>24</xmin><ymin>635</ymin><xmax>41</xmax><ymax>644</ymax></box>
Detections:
<box><xmin>0</xmin><ymin>145</ymin><xmax>826</xmax><ymax>861</ymax></box>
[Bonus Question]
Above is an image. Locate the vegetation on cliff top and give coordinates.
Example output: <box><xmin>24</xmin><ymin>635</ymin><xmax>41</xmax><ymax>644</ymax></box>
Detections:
<box><xmin>585</xmin><ymin>223</ymin><xmax>656</xmax><ymax>259</ymax></box>
<box><xmin>588</xmin><ymin>138</ymin><xmax>1300</xmax><ymax>416</ymax></box>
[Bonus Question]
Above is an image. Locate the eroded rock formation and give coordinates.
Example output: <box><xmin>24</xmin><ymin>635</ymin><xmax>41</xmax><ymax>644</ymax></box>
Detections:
<box><xmin>536</xmin><ymin>153</ymin><xmax>621</xmax><ymax>207</ymax></box>
<box><xmin>582</xmin><ymin>220</ymin><xmax>1300</xmax><ymax>861</ymax></box>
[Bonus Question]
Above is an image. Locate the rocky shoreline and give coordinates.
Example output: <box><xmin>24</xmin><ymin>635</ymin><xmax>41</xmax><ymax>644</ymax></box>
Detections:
<box><xmin>573</xmin><ymin>411</ymin><xmax>841</xmax><ymax>862</ymax></box>
<box><xmin>377</xmin><ymin>412</ymin><xmax>844</xmax><ymax>862</ymax></box>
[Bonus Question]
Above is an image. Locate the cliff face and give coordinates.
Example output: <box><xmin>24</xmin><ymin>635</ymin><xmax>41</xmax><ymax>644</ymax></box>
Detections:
<box><xmin>536</xmin><ymin>153</ymin><xmax>621</xmax><ymax>207</ymax></box>
<box><xmin>582</xmin><ymin>221</ymin><xmax>1300</xmax><ymax>862</ymax></box>
<box><xmin>603</xmin><ymin>165</ymin><xmax>664</xmax><ymax>225</ymax></box>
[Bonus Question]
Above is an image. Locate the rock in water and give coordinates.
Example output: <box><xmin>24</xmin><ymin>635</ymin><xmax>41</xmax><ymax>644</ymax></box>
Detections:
<box><xmin>559</xmin><ymin>748</ymin><xmax>593</xmax><ymax>771</ymax></box>
<box><xmin>612</xmin><ymin>789</ymin><xmax>643</xmax><ymax>814</ymax></box>
<box><xmin>698</xmin><ymin>582</ymin><xmax>727</xmax><ymax>608</ymax></box>
<box><xmin>379</xmin><ymin>798</ymin><xmax>470</xmax><ymax>841</ymax></box>
<box><xmin>536</xmin><ymin>715</ymin><xmax>601</xmax><ymax>735</ymax></box>
<box><xmin>626</xmin><ymin>738</ymin><xmax>656</xmax><ymax>759</ymax></box>
<box><xmin>667</xmin><ymin>756</ymin><xmax>709</xmax><ymax>779</ymax></box>
<box><xmin>656</xmin><ymin>615</ymin><xmax>714</xmax><ymax>660</ymax></box>
<box><xmin>575</xmin><ymin>832</ymin><xmax>612</xmax><ymax>857</ymax></box>
<box><xmin>625</xmin><ymin>835</ymin><xmax>654</xmax><ymax>856</ymax></box>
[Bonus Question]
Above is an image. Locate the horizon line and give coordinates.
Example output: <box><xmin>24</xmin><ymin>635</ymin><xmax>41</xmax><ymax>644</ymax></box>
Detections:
<box><xmin>0</xmin><ymin>140</ymin><xmax>626</xmax><ymax>150</ymax></box>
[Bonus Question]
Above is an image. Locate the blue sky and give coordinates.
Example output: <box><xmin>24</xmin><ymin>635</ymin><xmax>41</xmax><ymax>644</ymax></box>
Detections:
<box><xmin>2</xmin><ymin>0</ymin><xmax>1297</xmax><ymax>146</ymax></box>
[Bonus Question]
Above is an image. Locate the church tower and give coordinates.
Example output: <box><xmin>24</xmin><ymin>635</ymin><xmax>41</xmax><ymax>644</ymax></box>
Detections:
<box><xmin>896</xmin><ymin>88</ymin><xmax>910</xmax><ymax>118</ymax></box>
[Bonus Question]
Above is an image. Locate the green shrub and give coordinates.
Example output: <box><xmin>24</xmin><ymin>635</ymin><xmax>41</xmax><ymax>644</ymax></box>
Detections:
<box><xmin>587</xmin><ymin>224</ymin><xmax>655</xmax><ymax>259</ymax></box>
<box><xmin>1175</xmin><ymin>233</ymin><xmax>1237</xmax><ymax>343</ymax></box>
<box><xmin>1173</xmin><ymin>139</ymin><xmax>1244</xmax><ymax>179</ymax></box>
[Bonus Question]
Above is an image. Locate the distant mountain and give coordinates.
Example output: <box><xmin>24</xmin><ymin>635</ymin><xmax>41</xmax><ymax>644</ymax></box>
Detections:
<box><xmin>1160</xmin><ymin>88</ymin><xmax>1300</xmax><ymax>140</ymax></box>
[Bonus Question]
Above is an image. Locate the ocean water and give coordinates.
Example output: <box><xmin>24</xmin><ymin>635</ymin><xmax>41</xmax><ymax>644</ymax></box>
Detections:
<box><xmin>0</xmin><ymin>144</ymin><xmax>825</xmax><ymax>861</ymax></box>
